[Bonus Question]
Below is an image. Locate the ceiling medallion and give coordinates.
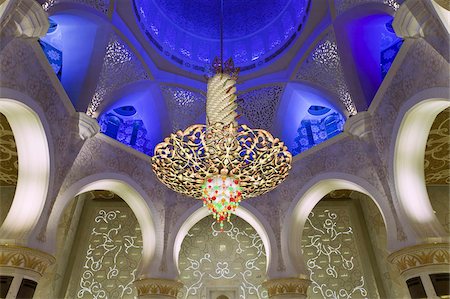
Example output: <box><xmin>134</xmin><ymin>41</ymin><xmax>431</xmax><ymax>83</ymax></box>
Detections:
<box><xmin>151</xmin><ymin>59</ymin><xmax>292</xmax><ymax>229</ymax></box>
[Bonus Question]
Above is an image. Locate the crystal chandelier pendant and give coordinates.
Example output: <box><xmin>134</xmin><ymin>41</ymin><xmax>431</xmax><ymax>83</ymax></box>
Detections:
<box><xmin>202</xmin><ymin>175</ymin><xmax>242</xmax><ymax>230</ymax></box>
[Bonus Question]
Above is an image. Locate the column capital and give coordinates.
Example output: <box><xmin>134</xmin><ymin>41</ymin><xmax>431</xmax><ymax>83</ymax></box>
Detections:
<box><xmin>262</xmin><ymin>277</ymin><xmax>311</xmax><ymax>299</ymax></box>
<box><xmin>78</xmin><ymin>112</ymin><xmax>100</xmax><ymax>140</ymax></box>
<box><xmin>0</xmin><ymin>0</ymin><xmax>49</xmax><ymax>39</ymax></box>
<box><xmin>133</xmin><ymin>278</ymin><xmax>183</xmax><ymax>298</ymax></box>
<box><xmin>0</xmin><ymin>244</ymin><xmax>55</xmax><ymax>280</ymax></box>
<box><xmin>388</xmin><ymin>243</ymin><xmax>450</xmax><ymax>278</ymax></box>
<box><xmin>344</xmin><ymin>111</ymin><xmax>372</xmax><ymax>139</ymax></box>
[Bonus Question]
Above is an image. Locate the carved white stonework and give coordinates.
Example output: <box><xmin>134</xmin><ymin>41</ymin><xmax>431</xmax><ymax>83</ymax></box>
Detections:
<box><xmin>0</xmin><ymin>0</ymin><xmax>49</xmax><ymax>39</ymax></box>
<box><xmin>77</xmin><ymin>112</ymin><xmax>99</xmax><ymax>140</ymax></box>
<box><xmin>393</xmin><ymin>0</ymin><xmax>429</xmax><ymax>38</ymax></box>
<box><xmin>344</xmin><ymin>111</ymin><xmax>373</xmax><ymax>139</ymax></box>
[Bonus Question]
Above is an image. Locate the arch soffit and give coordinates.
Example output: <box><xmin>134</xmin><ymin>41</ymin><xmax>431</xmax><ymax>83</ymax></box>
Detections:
<box><xmin>46</xmin><ymin>172</ymin><xmax>159</xmax><ymax>277</ymax></box>
<box><xmin>283</xmin><ymin>172</ymin><xmax>397</xmax><ymax>275</ymax></box>
<box><xmin>389</xmin><ymin>87</ymin><xmax>450</xmax><ymax>240</ymax></box>
<box><xmin>170</xmin><ymin>202</ymin><xmax>276</xmax><ymax>275</ymax></box>
<box><xmin>0</xmin><ymin>88</ymin><xmax>52</xmax><ymax>243</ymax></box>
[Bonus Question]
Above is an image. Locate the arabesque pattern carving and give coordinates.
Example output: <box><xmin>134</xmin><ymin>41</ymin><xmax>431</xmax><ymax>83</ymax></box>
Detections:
<box><xmin>178</xmin><ymin>216</ymin><xmax>267</xmax><ymax>299</ymax></box>
<box><xmin>302</xmin><ymin>207</ymin><xmax>373</xmax><ymax>298</ymax></box>
<box><xmin>238</xmin><ymin>85</ymin><xmax>284</xmax><ymax>131</ymax></box>
<box><xmin>160</xmin><ymin>85</ymin><xmax>206</xmax><ymax>132</ymax></box>
<box><xmin>425</xmin><ymin>108</ymin><xmax>449</xmax><ymax>184</ymax></box>
<box><xmin>151</xmin><ymin>122</ymin><xmax>291</xmax><ymax>200</ymax></box>
<box><xmin>334</xmin><ymin>0</ymin><xmax>400</xmax><ymax>15</ymax></box>
<box><xmin>262</xmin><ymin>278</ymin><xmax>310</xmax><ymax>297</ymax></box>
<box><xmin>87</xmin><ymin>33</ymin><xmax>148</xmax><ymax>116</ymax></box>
<box><xmin>388</xmin><ymin>243</ymin><xmax>450</xmax><ymax>275</ymax></box>
<box><xmin>42</xmin><ymin>0</ymin><xmax>110</xmax><ymax>15</ymax></box>
<box><xmin>134</xmin><ymin>278</ymin><xmax>183</xmax><ymax>298</ymax></box>
<box><xmin>295</xmin><ymin>31</ymin><xmax>357</xmax><ymax>115</ymax></box>
<box><xmin>65</xmin><ymin>207</ymin><xmax>143</xmax><ymax>299</ymax></box>
<box><xmin>0</xmin><ymin>245</ymin><xmax>55</xmax><ymax>276</ymax></box>
<box><xmin>0</xmin><ymin>113</ymin><xmax>18</xmax><ymax>186</ymax></box>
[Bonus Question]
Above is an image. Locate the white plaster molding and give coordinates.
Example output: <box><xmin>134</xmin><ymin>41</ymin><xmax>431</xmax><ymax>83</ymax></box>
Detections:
<box><xmin>0</xmin><ymin>97</ymin><xmax>50</xmax><ymax>244</ymax></box>
<box><xmin>344</xmin><ymin>111</ymin><xmax>372</xmax><ymax>139</ymax></box>
<box><xmin>0</xmin><ymin>0</ymin><xmax>49</xmax><ymax>39</ymax></box>
<box><xmin>78</xmin><ymin>112</ymin><xmax>99</xmax><ymax>140</ymax></box>
<box><xmin>393</xmin><ymin>0</ymin><xmax>431</xmax><ymax>38</ymax></box>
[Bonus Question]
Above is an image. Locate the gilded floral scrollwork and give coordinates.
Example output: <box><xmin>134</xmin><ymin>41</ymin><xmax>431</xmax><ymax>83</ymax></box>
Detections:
<box><xmin>0</xmin><ymin>113</ymin><xmax>18</xmax><ymax>186</ymax></box>
<box><xmin>134</xmin><ymin>278</ymin><xmax>183</xmax><ymax>298</ymax></box>
<box><xmin>262</xmin><ymin>278</ymin><xmax>310</xmax><ymax>297</ymax></box>
<box><xmin>151</xmin><ymin>122</ymin><xmax>291</xmax><ymax>200</ymax></box>
<box><xmin>425</xmin><ymin>108</ymin><xmax>449</xmax><ymax>184</ymax></box>
<box><xmin>0</xmin><ymin>245</ymin><xmax>55</xmax><ymax>276</ymax></box>
<box><xmin>388</xmin><ymin>243</ymin><xmax>450</xmax><ymax>275</ymax></box>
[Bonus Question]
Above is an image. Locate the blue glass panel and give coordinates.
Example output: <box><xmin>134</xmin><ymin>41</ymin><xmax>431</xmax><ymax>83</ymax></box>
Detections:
<box><xmin>381</xmin><ymin>38</ymin><xmax>403</xmax><ymax>79</ymax></box>
<box><xmin>292</xmin><ymin>112</ymin><xmax>344</xmax><ymax>155</ymax></box>
<box><xmin>38</xmin><ymin>40</ymin><xmax>62</xmax><ymax>80</ymax></box>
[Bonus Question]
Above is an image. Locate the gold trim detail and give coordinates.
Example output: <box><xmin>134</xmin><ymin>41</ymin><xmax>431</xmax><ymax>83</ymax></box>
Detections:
<box><xmin>388</xmin><ymin>243</ymin><xmax>450</xmax><ymax>275</ymax></box>
<box><xmin>262</xmin><ymin>278</ymin><xmax>311</xmax><ymax>297</ymax></box>
<box><xmin>0</xmin><ymin>245</ymin><xmax>55</xmax><ymax>276</ymax></box>
<box><xmin>134</xmin><ymin>278</ymin><xmax>183</xmax><ymax>298</ymax></box>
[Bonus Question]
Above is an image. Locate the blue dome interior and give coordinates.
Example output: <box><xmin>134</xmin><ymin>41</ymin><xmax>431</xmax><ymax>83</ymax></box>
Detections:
<box><xmin>134</xmin><ymin>0</ymin><xmax>310</xmax><ymax>73</ymax></box>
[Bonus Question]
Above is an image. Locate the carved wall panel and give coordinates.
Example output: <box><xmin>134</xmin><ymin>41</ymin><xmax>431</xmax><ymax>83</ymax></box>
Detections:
<box><xmin>334</xmin><ymin>0</ymin><xmax>401</xmax><ymax>16</ymax></box>
<box><xmin>42</xmin><ymin>0</ymin><xmax>111</xmax><ymax>15</ymax></box>
<box><xmin>160</xmin><ymin>85</ymin><xmax>206</xmax><ymax>132</ymax></box>
<box><xmin>295</xmin><ymin>30</ymin><xmax>357</xmax><ymax>115</ymax></box>
<box><xmin>178</xmin><ymin>216</ymin><xmax>268</xmax><ymax>299</ymax></box>
<box><xmin>64</xmin><ymin>202</ymin><xmax>143</xmax><ymax>299</ymax></box>
<box><xmin>238</xmin><ymin>84</ymin><xmax>284</xmax><ymax>132</ymax></box>
<box><xmin>301</xmin><ymin>202</ymin><xmax>381</xmax><ymax>298</ymax></box>
<box><xmin>87</xmin><ymin>33</ymin><xmax>149</xmax><ymax>116</ymax></box>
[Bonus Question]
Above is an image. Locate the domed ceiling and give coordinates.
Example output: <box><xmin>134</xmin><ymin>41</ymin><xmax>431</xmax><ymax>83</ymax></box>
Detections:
<box><xmin>134</xmin><ymin>0</ymin><xmax>310</xmax><ymax>73</ymax></box>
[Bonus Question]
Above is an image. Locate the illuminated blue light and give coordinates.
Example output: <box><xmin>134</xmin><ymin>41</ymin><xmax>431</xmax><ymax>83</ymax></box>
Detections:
<box><xmin>38</xmin><ymin>40</ymin><xmax>62</xmax><ymax>80</ymax></box>
<box><xmin>99</xmin><ymin>109</ymin><xmax>155</xmax><ymax>156</ymax></box>
<box><xmin>292</xmin><ymin>112</ymin><xmax>345</xmax><ymax>155</ymax></box>
<box><xmin>133</xmin><ymin>0</ymin><xmax>310</xmax><ymax>73</ymax></box>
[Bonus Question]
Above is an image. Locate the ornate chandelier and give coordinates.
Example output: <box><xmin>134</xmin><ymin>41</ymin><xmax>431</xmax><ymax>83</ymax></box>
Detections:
<box><xmin>151</xmin><ymin>1</ymin><xmax>292</xmax><ymax>229</ymax></box>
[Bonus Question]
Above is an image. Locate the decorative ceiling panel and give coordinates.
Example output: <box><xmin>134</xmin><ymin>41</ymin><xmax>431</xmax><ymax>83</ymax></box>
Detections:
<box><xmin>0</xmin><ymin>113</ymin><xmax>18</xmax><ymax>186</ymax></box>
<box><xmin>42</xmin><ymin>0</ymin><xmax>110</xmax><ymax>15</ymax></box>
<box><xmin>425</xmin><ymin>108</ymin><xmax>450</xmax><ymax>185</ymax></box>
<box><xmin>160</xmin><ymin>85</ymin><xmax>206</xmax><ymax>132</ymax></box>
<box><xmin>88</xmin><ymin>33</ymin><xmax>149</xmax><ymax>116</ymax></box>
<box><xmin>334</xmin><ymin>0</ymin><xmax>400</xmax><ymax>16</ymax></box>
<box><xmin>295</xmin><ymin>30</ymin><xmax>357</xmax><ymax>115</ymax></box>
<box><xmin>238</xmin><ymin>84</ymin><xmax>284</xmax><ymax>132</ymax></box>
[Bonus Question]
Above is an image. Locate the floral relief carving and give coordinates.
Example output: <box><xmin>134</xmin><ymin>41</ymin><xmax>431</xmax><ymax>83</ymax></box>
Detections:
<box><xmin>0</xmin><ymin>245</ymin><xmax>55</xmax><ymax>276</ymax></box>
<box><xmin>334</xmin><ymin>0</ymin><xmax>400</xmax><ymax>16</ymax></box>
<box><xmin>178</xmin><ymin>216</ymin><xmax>268</xmax><ymax>299</ymax></box>
<box><xmin>424</xmin><ymin>108</ymin><xmax>449</xmax><ymax>184</ymax></box>
<box><xmin>42</xmin><ymin>0</ymin><xmax>110</xmax><ymax>15</ymax></box>
<box><xmin>238</xmin><ymin>84</ymin><xmax>285</xmax><ymax>132</ymax></box>
<box><xmin>134</xmin><ymin>278</ymin><xmax>183</xmax><ymax>298</ymax></box>
<box><xmin>65</xmin><ymin>207</ymin><xmax>143</xmax><ymax>299</ymax></box>
<box><xmin>0</xmin><ymin>113</ymin><xmax>18</xmax><ymax>186</ymax></box>
<box><xmin>301</xmin><ymin>208</ymin><xmax>371</xmax><ymax>298</ymax></box>
<box><xmin>262</xmin><ymin>278</ymin><xmax>310</xmax><ymax>297</ymax></box>
<box><xmin>295</xmin><ymin>30</ymin><xmax>357</xmax><ymax>115</ymax></box>
<box><xmin>388</xmin><ymin>243</ymin><xmax>450</xmax><ymax>275</ymax></box>
<box><xmin>160</xmin><ymin>85</ymin><xmax>206</xmax><ymax>132</ymax></box>
<box><xmin>87</xmin><ymin>33</ymin><xmax>149</xmax><ymax>116</ymax></box>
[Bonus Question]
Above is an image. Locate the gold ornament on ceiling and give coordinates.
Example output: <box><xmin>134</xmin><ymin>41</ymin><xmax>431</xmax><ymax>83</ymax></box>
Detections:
<box><xmin>0</xmin><ymin>113</ymin><xmax>18</xmax><ymax>186</ymax></box>
<box><xmin>425</xmin><ymin>108</ymin><xmax>450</xmax><ymax>185</ymax></box>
